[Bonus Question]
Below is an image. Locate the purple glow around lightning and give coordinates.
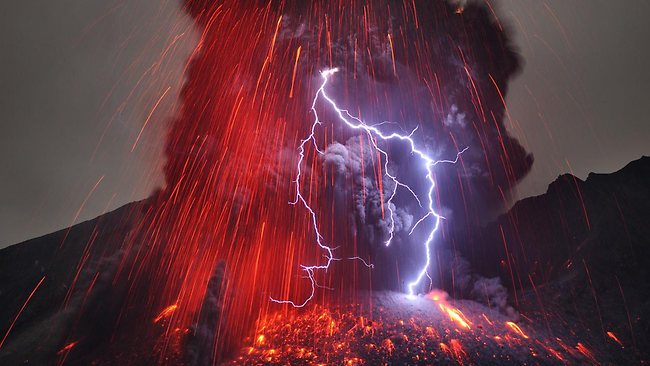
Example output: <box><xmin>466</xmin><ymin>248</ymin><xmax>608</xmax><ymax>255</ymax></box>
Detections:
<box><xmin>270</xmin><ymin>68</ymin><xmax>467</xmax><ymax>306</ymax></box>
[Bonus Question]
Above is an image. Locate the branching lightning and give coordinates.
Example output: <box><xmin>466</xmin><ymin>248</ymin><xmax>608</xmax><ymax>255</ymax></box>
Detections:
<box><xmin>271</xmin><ymin>68</ymin><xmax>467</xmax><ymax>307</ymax></box>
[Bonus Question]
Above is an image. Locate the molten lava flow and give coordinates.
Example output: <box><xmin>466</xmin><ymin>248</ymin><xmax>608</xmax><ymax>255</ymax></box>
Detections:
<box><xmin>427</xmin><ymin>290</ymin><xmax>471</xmax><ymax>330</ymax></box>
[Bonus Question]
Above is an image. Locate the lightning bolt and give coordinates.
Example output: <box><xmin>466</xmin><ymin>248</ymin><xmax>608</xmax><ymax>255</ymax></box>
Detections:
<box><xmin>271</xmin><ymin>68</ymin><xmax>467</xmax><ymax>307</ymax></box>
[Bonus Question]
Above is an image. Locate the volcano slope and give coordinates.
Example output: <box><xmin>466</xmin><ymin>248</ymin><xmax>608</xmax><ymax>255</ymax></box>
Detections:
<box><xmin>452</xmin><ymin>156</ymin><xmax>650</xmax><ymax>364</ymax></box>
<box><xmin>229</xmin><ymin>158</ymin><xmax>650</xmax><ymax>365</ymax></box>
<box><xmin>228</xmin><ymin>290</ymin><xmax>629</xmax><ymax>365</ymax></box>
<box><xmin>0</xmin><ymin>158</ymin><xmax>648</xmax><ymax>365</ymax></box>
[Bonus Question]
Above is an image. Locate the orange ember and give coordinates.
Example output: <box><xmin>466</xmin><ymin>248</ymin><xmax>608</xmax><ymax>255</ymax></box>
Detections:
<box><xmin>153</xmin><ymin>304</ymin><xmax>178</xmax><ymax>323</ymax></box>
<box><xmin>505</xmin><ymin>321</ymin><xmax>529</xmax><ymax>339</ymax></box>
<box><xmin>606</xmin><ymin>331</ymin><xmax>624</xmax><ymax>347</ymax></box>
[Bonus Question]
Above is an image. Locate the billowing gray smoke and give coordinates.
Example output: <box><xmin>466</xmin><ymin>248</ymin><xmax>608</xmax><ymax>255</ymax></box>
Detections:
<box><xmin>182</xmin><ymin>0</ymin><xmax>533</xmax><ymax>311</ymax></box>
<box><xmin>286</xmin><ymin>0</ymin><xmax>531</xmax><ymax>309</ymax></box>
<box><xmin>444</xmin><ymin>248</ymin><xmax>517</xmax><ymax>318</ymax></box>
<box><xmin>322</xmin><ymin>138</ymin><xmax>414</xmax><ymax>246</ymax></box>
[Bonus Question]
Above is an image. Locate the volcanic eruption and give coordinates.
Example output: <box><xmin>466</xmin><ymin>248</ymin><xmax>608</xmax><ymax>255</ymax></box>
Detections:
<box><xmin>0</xmin><ymin>0</ymin><xmax>647</xmax><ymax>365</ymax></box>
<box><xmin>140</xmin><ymin>0</ymin><xmax>528</xmax><ymax>354</ymax></box>
<box><xmin>129</xmin><ymin>0</ymin><xmax>536</xmax><ymax>361</ymax></box>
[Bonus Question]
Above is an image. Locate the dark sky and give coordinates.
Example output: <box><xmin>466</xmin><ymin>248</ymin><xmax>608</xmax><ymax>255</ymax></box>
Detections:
<box><xmin>0</xmin><ymin>0</ymin><xmax>195</xmax><ymax>248</ymax></box>
<box><xmin>0</xmin><ymin>0</ymin><xmax>649</xmax><ymax>248</ymax></box>
<box><xmin>497</xmin><ymin>0</ymin><xmax>650</xmax><ymax>199</ymax></box>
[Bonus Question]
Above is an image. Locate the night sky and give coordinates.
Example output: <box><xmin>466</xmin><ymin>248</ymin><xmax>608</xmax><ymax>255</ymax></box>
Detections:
<box><xmin>1</xmin><ymin>0</ymin><xmax>649</xmax><ymax>248</ymax></box>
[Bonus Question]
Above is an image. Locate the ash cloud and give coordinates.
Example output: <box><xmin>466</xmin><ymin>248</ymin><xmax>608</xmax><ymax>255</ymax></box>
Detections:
<box><xmin>322</xmin><ymin>138</ymin><xmax>414</xmax><ymax>246</ymax></box>
<box><xmin>443</xmin><ymin>249</ymin><xmax>517</xmax><ymax>318</ymax></box>
<box><xmin>243</xmin><ymin>0</ymin><xmax>533</xmax><ymax>235</ymax></box>
<box><xmin>311</xmin><ymin>1</ymin><xmax>530</xmax><ymax>296</ymax></box>
<box><xmin>177</xmin><ymin>0</ymin><xmax>532</xmax><ymax>309</ymax></box>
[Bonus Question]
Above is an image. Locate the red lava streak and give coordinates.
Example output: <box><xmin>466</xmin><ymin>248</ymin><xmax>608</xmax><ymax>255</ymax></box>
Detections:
<box><xmin>153</xmin><ymin>304</ymin><xmax>178</xmax><ymax>324</ymax></box>
<box><xmin>57</xmin><ymin>341</ymin><xmax>78</xmax><ymax>355</ymax></box>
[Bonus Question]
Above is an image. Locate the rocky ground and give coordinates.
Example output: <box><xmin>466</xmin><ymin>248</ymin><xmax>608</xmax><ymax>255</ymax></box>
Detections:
<box><xmin>228</xmin><ymin>291</ymin><xmax>634</xmax><ymax>365</ymax></box>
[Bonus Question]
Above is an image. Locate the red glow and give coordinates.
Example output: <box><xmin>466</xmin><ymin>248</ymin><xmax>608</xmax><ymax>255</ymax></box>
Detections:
<box><xmin>606</xmin><ymin>331</ymin><xmax>623</xmax><ymax>347</ymax></box>
<box><xmin>427</xmin><ymin>290</ymin><xmax>472</xmax><ymax>330</ymax></box>
<box><xmin>57</xmin><ymin>341</ymin><xmax>78</xmax><ymax>355</ymax></box>
<box><xmin>505</xmin><ymin>321</ymin><xmax>529</xmax><ymax>339</ymax></box>
<box><xmin>153</xmin><ymin>304</ymin><xmax>178</xmax><ymax>323</ymax></box>
<box><xmin>0</xmin><ymin>276</ymin><xmax>46</xmax><ymax>350</ymax></box>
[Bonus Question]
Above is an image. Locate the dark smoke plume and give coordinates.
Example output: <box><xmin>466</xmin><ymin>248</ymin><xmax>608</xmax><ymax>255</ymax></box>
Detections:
<box><xmin>158</xmin><ymin>1</ymin><xmax>533</xmax><ymax>358</ymax></box>
<box><xmin>175</xmin><ymin>0</ymin><xmax>531</xmax><ymax>299</ymax></box>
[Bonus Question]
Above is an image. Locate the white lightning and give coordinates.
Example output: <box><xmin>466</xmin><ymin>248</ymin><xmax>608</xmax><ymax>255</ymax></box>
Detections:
<box><xmin>271</xmin><ymin>68</ymin><xmax>467</xmax><ymax>306</ymax></box>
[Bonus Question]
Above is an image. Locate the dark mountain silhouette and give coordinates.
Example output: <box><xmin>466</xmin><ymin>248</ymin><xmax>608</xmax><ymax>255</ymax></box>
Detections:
<box><xmin>0</xmin><ymin>157</ymin><xmax>648</xmax><ymax>363</ymax></box>
<box><xmin>453</xmin><ymin>156</ymin><xmax>650</xmax><ymax>358</ymax></box>
<box><xmin>0</xmin><ymin>199</ymin><xmax>150</xmax><ymax>364</ymax></box>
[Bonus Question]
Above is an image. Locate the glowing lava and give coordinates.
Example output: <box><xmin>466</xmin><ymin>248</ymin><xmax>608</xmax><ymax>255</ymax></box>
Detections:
<box><xmin>153</xmin><ymin>304</ymin><xmax>178</xmax><ymax>324</ymax></box>
<box><xmin>427</xmin><ymin>290</ymin><xmax>472</xmax><ymax>330</ymax></box>
<box><xmin>505</xmin><ymin>321</ymin><xmax>529</xmax><ymax>339</ymax></box>
<box><xmin>233</xmin><ymin>292</ymin><xmax>611</xmax><ymax>365</ymax></box>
